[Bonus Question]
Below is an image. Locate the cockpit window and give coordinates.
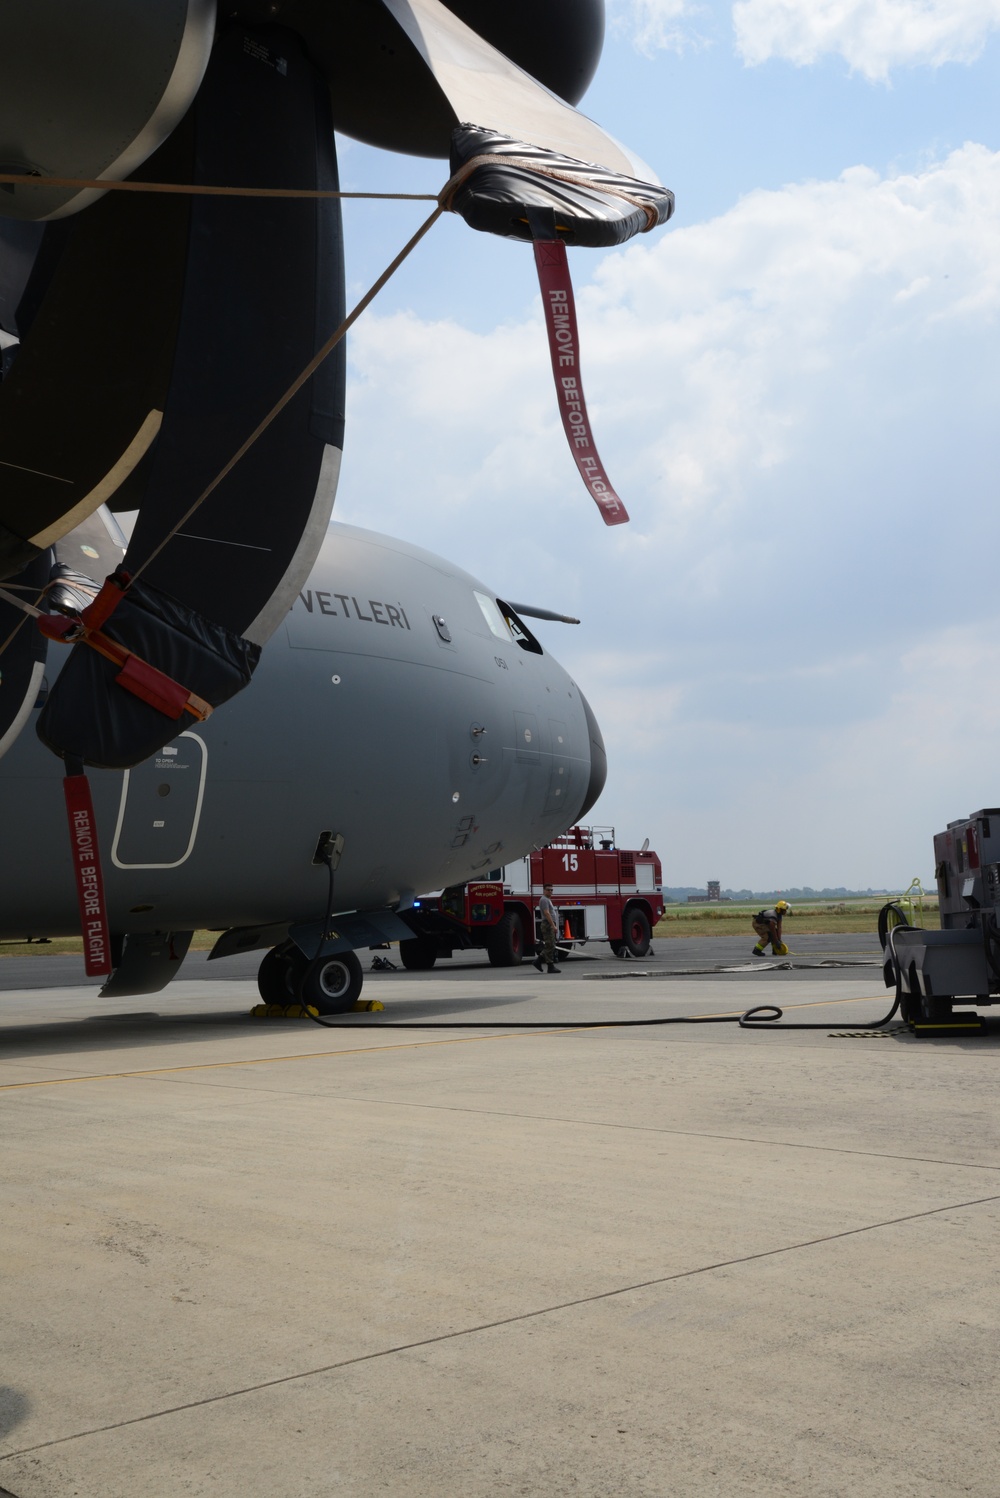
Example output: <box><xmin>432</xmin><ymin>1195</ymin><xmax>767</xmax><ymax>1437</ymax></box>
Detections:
<box><xmin>496</xmin><ymin>599</ymin><xmax>544</xmax><ymax>655</ymax></box>
<box><xmin>474</xmin><ymin>591</ymin><xmax>513</xmax><ymax>642</ymax></box>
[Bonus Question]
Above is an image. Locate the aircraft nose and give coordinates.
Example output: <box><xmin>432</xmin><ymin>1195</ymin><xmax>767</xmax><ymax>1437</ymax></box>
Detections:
<box><xmin>577</xmin><ymin>689</ymin><xmax>607</xmax><ymax>820</ymax></box>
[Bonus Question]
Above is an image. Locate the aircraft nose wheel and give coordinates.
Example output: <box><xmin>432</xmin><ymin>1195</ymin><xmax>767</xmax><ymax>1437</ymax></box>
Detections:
<box><xmin>257</xmin><ymin>943</ymin><xmax>364</xmax><ymax>1014</ymax></box>
<box><xmin>256</xmin><ymin>943</ymin><xmax>304</xmax><ymax>1005</ymax></box>
<box><xmin>298</xmin><ymin>949</ymin><xmax>364</xmax><ymax>1014</ymax></box>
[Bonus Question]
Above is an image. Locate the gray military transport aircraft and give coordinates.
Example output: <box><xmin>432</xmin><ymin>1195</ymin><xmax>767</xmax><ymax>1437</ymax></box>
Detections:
<box><xmin>0</xmin><ymin>1</ymin><xmax>664</xmax><ymax>1012</ymax></box>
<box><xmin>0</xmin><ymin>507</ymin><xmax>607</xmax><ymax>1011</ymax></box>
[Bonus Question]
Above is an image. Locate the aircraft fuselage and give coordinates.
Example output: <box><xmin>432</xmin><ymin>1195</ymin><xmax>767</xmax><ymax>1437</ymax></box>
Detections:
<box><xmin>0</xmin><ymin>522</ymin><xmax>605</xmax><ymax>940</ymax></box>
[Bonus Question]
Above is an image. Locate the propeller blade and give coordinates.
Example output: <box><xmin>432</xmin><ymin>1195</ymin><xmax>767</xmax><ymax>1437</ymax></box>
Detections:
<box><xmin>380</xmin><ymin>0</ymin><xmax>659</xmax><ymax>182</ymax></box>
<box><xmin>33</xmin><ymin>23</ymin><xmax>348</xmax><ymax>769</ymax></box>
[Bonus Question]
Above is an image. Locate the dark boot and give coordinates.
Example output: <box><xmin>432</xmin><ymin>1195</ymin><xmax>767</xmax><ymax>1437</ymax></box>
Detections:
<box><xmin>532</xmin><ymin>957</ymin><xmax>543</xmax><ymax>972</ymax></box>
<box><xmin>547</xmin><ymin>964</ymin><xmax>559</xmax><ymax>973</ymax></box>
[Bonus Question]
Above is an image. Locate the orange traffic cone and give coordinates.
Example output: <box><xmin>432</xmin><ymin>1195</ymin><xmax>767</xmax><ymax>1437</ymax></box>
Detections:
<box><xmin>563</xmin><ymin>919</ymin><xmax>572</xmax><ymax>939</ymax></box>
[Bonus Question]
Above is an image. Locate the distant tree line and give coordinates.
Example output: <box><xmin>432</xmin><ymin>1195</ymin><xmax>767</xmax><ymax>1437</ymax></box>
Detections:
<box><xmin>662</xmin><ymin>886</ymin><xmax>894</xmax><ymax>902</ymax></box>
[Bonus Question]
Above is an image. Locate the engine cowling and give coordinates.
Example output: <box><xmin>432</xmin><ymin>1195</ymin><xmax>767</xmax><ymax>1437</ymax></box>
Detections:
<box><xmin>0</xmin><ymin>0</ymin><xmax>216</xmax><ymax>222</ymax></box>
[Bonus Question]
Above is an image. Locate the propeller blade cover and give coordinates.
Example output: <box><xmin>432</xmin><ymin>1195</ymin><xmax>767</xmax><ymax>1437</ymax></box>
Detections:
<box><xmin>448</xmin><ymin>125</ymin><xmax>674</xmax><ymax>247</ymax></box>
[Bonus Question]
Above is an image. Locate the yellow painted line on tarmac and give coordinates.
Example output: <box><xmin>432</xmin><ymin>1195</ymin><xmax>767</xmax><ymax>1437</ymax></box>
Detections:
<box><xmin>0</xmin><ymin>994</ymin><xmax>892</xmax><ymax>1094</ymax></box>
<box><xmin>0</xmin><ymin>1030</ymin><xmax>576</xmax><ymax>1092</ymax></box>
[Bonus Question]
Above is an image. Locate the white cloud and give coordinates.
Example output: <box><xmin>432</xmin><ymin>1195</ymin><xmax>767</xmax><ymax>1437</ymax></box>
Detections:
<box><xmin>733</xmin><ymin>0</ymin><xmax>1000</xmax><ymax>79</ymax></box>
<box><xmin>575</xmin><ymin>630</ymin><xmax>1000</xmax><ymax>889</ymax></box>
<box><xmin>610</xmin><ymin>0</ymin><xmax>714</xmax><ymax>54</ymax></box>
<box><xmin>338</xmin><ymin>145</ymin><xmax>1000</xmax><ymax>886</ymax></box>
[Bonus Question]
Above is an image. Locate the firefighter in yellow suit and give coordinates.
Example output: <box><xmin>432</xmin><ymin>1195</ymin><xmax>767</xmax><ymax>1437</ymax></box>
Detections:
<box><xmin>752</xmin><ymin>900</ymin><xmax>790</xmax><ymax>956</ymax></box>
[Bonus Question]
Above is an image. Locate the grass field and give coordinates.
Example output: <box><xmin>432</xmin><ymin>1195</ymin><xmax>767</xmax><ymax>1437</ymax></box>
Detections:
<box><xmin>0</xmin><ymin>932</ymin><xmax>220</xmax><ymax>958</ymax></box>
<box><xmin>652</xmin><ymin>898</ymin><xmax>939</xmax><ymax>940</ymax></box>
<box><xmin>1</xmin><ymin>897</ymin><xmax>939</xmax><ymax>958</ymax></box>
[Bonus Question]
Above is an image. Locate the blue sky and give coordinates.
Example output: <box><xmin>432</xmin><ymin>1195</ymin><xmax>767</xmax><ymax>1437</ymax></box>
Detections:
<box><xmin>331</xmin><ymin>0</ymin><xmax>1000</xmax><ymax>890</ymax></box>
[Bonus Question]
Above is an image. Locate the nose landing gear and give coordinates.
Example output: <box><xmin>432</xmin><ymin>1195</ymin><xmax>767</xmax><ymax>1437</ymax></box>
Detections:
<box><xmin>256</xmin><ymin>941</ymin><xmax>364</xmax><ymax>1014</ymax></box>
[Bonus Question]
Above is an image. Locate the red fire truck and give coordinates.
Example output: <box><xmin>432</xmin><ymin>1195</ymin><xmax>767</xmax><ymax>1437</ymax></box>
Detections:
<box><xmin>398</xmin><ymin>826</ymin><xmax>664</xmax><ymax>968</ymax></box>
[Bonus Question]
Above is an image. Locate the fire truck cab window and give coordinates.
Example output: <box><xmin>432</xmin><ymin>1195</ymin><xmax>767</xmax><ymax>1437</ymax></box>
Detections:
<box><xmin>474</xmin><ymin>591</ymin><xmax>513</xmax><ymax>642</ymax></box>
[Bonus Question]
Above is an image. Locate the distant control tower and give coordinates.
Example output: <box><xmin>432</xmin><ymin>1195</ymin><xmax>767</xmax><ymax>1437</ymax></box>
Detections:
<box><xmin>707</xmin><ymin>881</ymin><xmax>721</xmax><ymax>902</ymax></box>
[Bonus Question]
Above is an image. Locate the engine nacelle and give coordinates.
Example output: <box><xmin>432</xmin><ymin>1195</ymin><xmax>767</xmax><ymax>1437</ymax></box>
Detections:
<box><xmin>0</xmin><ymin>0</ymin><xmax>608</xmax><ymax>211</ymax></box>
<box><xmin>0</xmin><ymin>0</ymin><xmax>216</xmax><ymax>221</ymax></box>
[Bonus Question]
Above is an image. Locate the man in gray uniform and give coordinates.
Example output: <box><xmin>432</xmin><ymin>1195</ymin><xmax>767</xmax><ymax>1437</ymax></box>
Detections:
<box><xmin>533</xmin><ymin>883</ymin><xmax>561</xmax><ymax>973</ymax></box>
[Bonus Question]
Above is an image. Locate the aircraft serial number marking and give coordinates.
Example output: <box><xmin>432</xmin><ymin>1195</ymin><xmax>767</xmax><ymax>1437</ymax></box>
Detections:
<box><xmin>295</xmin><ymin>591</ymin><xmax>411</xmax><ymax>628</ymax></box>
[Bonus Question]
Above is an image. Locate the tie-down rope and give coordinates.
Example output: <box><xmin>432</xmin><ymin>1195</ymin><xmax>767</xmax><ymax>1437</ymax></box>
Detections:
<box><xmin>0</xmin><ymin>171</ymin><xmax>438</xmax><ymax>201</ymax></box>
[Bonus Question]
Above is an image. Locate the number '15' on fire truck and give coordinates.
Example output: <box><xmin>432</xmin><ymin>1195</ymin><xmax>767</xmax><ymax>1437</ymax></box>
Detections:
<box><xmin>398</xmin><ymin>826</ymin><xmax>663</xmax><ymax>969</ymax></box>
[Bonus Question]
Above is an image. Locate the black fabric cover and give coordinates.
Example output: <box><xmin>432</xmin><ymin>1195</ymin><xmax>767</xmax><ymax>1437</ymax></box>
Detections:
<box><xmin>448</xmin><ymin>125</ymin><xmax>674</xmax><ymax>247</ymax></box>
<box><xmin>46</xmin><ymin>562</ymin><xmax>100</xmax><ymax>617</ymax></box>
<box><xmin>36</xmin><ymin>573</ymin><xmax>260</xmax><ymax>769</ymax></box>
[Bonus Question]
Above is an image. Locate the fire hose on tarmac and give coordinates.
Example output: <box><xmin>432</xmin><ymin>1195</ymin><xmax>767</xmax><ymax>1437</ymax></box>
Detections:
<box><xmin>299</xmin><ymin>856</ymin><xmax>906</xmax><ymax>1033</ymax></box>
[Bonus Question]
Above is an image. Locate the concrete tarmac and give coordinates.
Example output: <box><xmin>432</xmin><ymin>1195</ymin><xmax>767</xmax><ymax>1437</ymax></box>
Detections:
<box><xmin>1</xmin><ymin>940</ymin><xmax>998</xmax><ymax>1497</ymax></box>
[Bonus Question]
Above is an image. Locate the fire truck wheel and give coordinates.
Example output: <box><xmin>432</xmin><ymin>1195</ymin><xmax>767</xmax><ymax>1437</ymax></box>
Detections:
<box><xmin>257</xmin><ymin>943</ymin><xmax>305</xmax><ymax>1004</ymax></box>
<box><xmin>622</xmin><ymin>906</ymin><xmax>651</xmax><ymax>958</ymax></box>
<box><xmin>486</xmin><ymin>911</ymin><xmax>525</xmax><ymax>967</ymax></box>
<box><xmin>298</xmin><ymin>949</ymin><xmax>364</xmax><ymax>1013</ymax></box>
<box><xmin>399</xmin><ymin>936</ymin><xmax>438</xmax><ymax>970</ymax></box>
